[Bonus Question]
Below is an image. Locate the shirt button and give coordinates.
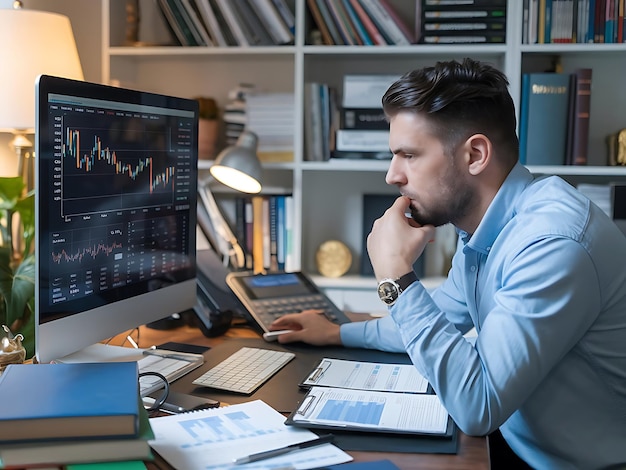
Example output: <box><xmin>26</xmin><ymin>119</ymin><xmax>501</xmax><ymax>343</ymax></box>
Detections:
<box><xmin>470</xmin><ymin>266</ymin><xmax>476</xmax><ymax>272</ymax></box>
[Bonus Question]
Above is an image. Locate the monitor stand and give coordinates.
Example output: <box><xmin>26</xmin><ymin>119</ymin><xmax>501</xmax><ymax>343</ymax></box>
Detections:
<box><xmin>54</xmin><ymin>343</ymin><xmax>144</xmax><ymax>364</ymax></box>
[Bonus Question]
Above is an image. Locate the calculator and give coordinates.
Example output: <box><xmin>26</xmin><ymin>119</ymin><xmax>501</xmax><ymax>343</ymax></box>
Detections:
<box><xmin>225</xmin><ymin>271</ymin><xmax>352</xmax><ymax>333</ymax></box>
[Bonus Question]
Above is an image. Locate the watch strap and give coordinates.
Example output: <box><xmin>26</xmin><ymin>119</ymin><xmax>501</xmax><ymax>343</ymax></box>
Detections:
<box><xmin>396</xmin><ymin>270</ymin><xmax>418</xmax><ymax>292</ymax></box>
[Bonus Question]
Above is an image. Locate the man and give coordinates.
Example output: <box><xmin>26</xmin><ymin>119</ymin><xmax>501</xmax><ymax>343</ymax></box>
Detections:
<box><xmin>271</xmin><ymin>58</ymin><xmax>626</xmax><ymax>469</ymax></box>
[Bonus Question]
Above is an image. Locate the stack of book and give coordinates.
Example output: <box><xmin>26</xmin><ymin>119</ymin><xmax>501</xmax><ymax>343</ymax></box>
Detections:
<box><xmin>303</xmin><ymin>81</ymin><xmax>338</xmax><ymax>161</ymax></box>
<box><xmin>418</xmin><ymin>0</ymin><xmax>507</xmax><ymax>44</ymax></box>
<box><xmin>245</xmin><ymin>92</ymin><xmax>295</xmax><ymax>162</ymax></box>
<box><xmin>157</xmin><ymin>0</ymin><xmax>295</xmax><ymax>47</ymax></box>
<box><xmin>0</xmin><ymin>362</ymin><xmax>154</xmax><ymax>469</ymax></box>
<box><xmin>519</xmin><ymin>68</ymin><xmax>593</xmax><ymax>166</ymax></box>
<box><xmin>233</xmin><ymin>193</ymin><xmax>294</xmax><ymax>273</ymax></box>
<box><xmin>331</xmin><ymin>74</ymin><xmax>397</xmax><ymax>160</ymax></box>
<box><xmin>307</xmin><ymin>0</ymin><xmax>415</xmax><ymax>45</ymax></box>
<box><xmin>223</xmin><ymin>83</ymin><xmax>255</xmax><ymax>147</ymax></box>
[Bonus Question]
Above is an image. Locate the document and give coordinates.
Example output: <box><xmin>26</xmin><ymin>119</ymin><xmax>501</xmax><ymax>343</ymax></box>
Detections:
<box><xmin>148</xmin><ymin>400</ymin><xmax>352</xmax><ymax>470</ymax></box>
<box><xmin>287</xmin><ymin>387</ymin><xmax>449</xmax><ymax>436</ymax></box>
<box><xmin>300</xmin><ymin>358</ymin><xmax>429</xmax><ymax>393</ymax></box>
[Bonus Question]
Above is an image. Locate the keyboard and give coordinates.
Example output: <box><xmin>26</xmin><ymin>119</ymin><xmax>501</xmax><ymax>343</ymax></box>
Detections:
<box><xmin>192</xmin><ymin>347</ymin><xmax>295</xmax><ymax>394</ymax></box>
<box><xmin>138</xmin><ymin>351</ymin><xmax>204</xmax><ymax>397</ymax></box>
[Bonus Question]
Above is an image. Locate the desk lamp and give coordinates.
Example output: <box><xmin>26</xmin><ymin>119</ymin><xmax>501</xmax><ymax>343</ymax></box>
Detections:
<box><xmin>0</xmin><ymin>1</ymin><xmax>84</xmax><ymax>186</ymax></box>
<box><xmin>198</xmin><ymin>130</ymin><xmax>263</xmax><ymax>270</ymax></box>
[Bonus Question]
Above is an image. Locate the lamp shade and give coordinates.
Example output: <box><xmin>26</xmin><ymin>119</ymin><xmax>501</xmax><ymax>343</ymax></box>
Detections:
<box><xmin>0</xmin><ymin>7</ymin><xmax>84</xmax><ymax>132</ymax></box>
<box><xmin>210</xmin><ymin>131</ymin><xmax>263</xmax><ymax>194</ymax></box>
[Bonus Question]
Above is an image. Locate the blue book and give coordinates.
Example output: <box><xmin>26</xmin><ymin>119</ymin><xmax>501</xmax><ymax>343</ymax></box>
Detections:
<box><xmin>518</xmin><ymin>73</ymin><xmax>530</xmax><ymax>165</ymax></box>
<box><xmin>520</xmin><ymin>72</ymin><xmax>571</xmax><ymax>166</ymax></box>
<box><xmin>0</xmin><ymin>362</ymin><xmax>140</xmax><ymax>443</ymax></box>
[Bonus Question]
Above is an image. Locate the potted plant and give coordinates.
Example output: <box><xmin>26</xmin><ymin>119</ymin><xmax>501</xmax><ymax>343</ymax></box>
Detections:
<box><xmin>0</xmin><ymin>176</ymin><xmax>35</xmax><ymax>360</ymax></box>
<box><xmin>195</xmin><ymin>96</ymin><xmax>221</xmax><ymax>160</ymax></box>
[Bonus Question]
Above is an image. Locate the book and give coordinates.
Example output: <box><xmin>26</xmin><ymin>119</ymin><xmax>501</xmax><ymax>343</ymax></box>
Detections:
<box><xmin>231</xmin><ymin>0</ymin><xmax>275</xmax><ymax>45</ymax></box>
<box><xmin>336</xmin><ymin>129</ymin><xmax>390</xmax><ymax>151</ymax></box>
<box><xmin>0</xmin><ymin>404</ymin><xmax>153</xmax><ymax>468</ymax></box>
<box><xmin>307</xmin><ymin>0</ymin><xmax>335</xmax><ymax>44</ymax></box>
<box><xmin>348</xmin><ymin>0</ymin><xmax>388</xmax><ymax>44</ymax></box>
<box><xmin>66</xmin><ymin>462</ymin><xmax>147</xmax><ymax>470</ymax></box>
<box><xmin>214</xmin><ymin>0</ymin><xmax>250</xmax><ymax>45</ymax></box>
<box><xmin>359</xmin><ymin>0</ymin><xmax>413</xmax><ymax>45</ymax></box>
<box><xmin>0</xmin><ymin>362</ymin><xmax>140</xmax><ymax>442</ymax></box>
<box><xmin>194</xmin><ymin>0</ymin><xmax>229</xmax><ymax>46</ymax></box>
<box><xmin>342</xmin><ymin>74</ymin><xmax>400</xmax><ymax>108</ymax></box>
<box><xmin>157</xmin><ymin>0</ymin><xmax>194</xmax><ymax>45</ymax></box>
<box><xmin>568</xmin><ymin>68</ymin><xmax>593</xmax><ymax>165</ymax></box>
<box><xmin>341</xmin><ymin>107</ymin><xmax>388</xmax><ymax>130</ymax></box>
<box><xmin>178</xmin><ymin>0</ymin><xmax>213</xmax><ymax>45</ymax></box>
<box><xmin>325</xmin><ymin>0</ymin><xmax>358</xmax><ymax>44</ymax></box>
<box><xmin>207</xmin><ymin>0</ymin><xmax>239</xmax><ymax>45</ymax></box>
<box><xmin>420</xmin><ymin>30</ymin><xmax>506</xmax><ymax>43</ymax></box>
<box><xmin>341</xmin><ymin>0</ymin><xmax>374</xmax><ymax>44</ymax></box>
<box><xmin>248</xmin><ymin>0</ymin><xmax>295</xmax><ymax>44</ymax></box>
<box><xmin>270</xmin><ymin>0</ymin><xmax>296</xmax><ymax>34</ymax></box>
<box><xmin>316</xmin><ymin>0</ymin><xmax>346</xmax><ymax>44</ymax></box>
<box><xmin>519</xmin><ymin>72</ymin><xmax>571</xmax><ymax>166</ymax></box>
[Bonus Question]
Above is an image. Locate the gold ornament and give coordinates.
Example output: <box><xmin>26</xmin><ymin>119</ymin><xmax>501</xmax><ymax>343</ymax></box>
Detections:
<box><xmin>315</xmin><ymin>240</ymin><xmax>352</xmax><ymax>278</ymax></box>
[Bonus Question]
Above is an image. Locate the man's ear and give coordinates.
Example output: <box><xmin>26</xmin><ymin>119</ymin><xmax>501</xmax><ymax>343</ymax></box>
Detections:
<box><xmin>464</xmin><ymin>134</ymin><xmax>491</xmax><ymax>176</ymax></box>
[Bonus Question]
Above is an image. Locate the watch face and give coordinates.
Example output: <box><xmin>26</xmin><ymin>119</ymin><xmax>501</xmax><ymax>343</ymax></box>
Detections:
<box><xmin>377</xmin><ymin>280</ymin><xmax>399</xmax><ymax>305</ymax></box>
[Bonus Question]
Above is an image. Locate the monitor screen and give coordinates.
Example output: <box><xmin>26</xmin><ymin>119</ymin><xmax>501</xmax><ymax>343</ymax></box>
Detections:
<box><xmin>35</xmin><ymin>75</ymin><xmax>198</xmax><ymax>363</ymax></box>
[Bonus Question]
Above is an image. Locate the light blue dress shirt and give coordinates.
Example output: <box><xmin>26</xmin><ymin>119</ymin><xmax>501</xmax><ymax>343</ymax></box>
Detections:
<box><xmin>341</xmin><ymin>163</ymin><xmax>626</xmax><ymax>469</ymax></box>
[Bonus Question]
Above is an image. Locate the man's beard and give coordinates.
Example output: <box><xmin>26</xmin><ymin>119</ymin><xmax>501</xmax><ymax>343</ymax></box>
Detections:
<box><xmin>408</xmin><ymin>171</ymin><xmax>475</xmax><ymax>227</ymax></box>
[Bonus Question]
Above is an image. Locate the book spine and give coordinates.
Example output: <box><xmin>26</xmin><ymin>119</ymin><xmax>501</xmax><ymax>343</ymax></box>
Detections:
<box><xmin>325</xmin><ymin>0</ymin><xmax>355</xmax><ymax>44</ymax></box>
<box><xmin>570</xmin><ymin>68</ymin><xmax>593</xmax><ymax>165</ymax></box>
<box><xmin>208</xmin><ymin>0</ymin><xmax>238</xmax><ymax>45</ymax></box>
<box><xmin>276</xmin><ymin>195</ymin><xmax>286</xmax><ymax>270</ymax></box>
<box><xmin>159</xmin><ymin>0</ymin><xmax>193</xmax><ymax>45</ymax></box>
<box><xmin>359</xmin><ymin>0</ymin><xmax>412</xmax><ymax>44</ymax></box>
<box><xmin>248</xmin><ymin>0</ymin><xmax>294</xmax><ymax>44</ymax></box>
<box><xmin>231</xmin><ymin>0</ymin><xmax>274</xmax><ymax>45</ymax></box>
<box><xmin>336</xmin><ymin>129</ymin><xmax>390</xmax><ymax>151</ymax></box>
<box><xmin>523</xmin><ymin>73</ymin><xmax>571</xmax><ymax>165</ymax></box>
<box><xmin>270</xmin><ymin>0</ymin><xmax>296</xmax><ymax>33</ymax></box>
<box><xmin>194</xmin><ymin>0</ymin><xmax>228</xmax><ymax>46</ymax></box>
<box><xmin>180</xmin><ymin>0</ymin><xmax>213</xmax><ymax>45</ymax></box>
<box><xmin>251</xmin><ymin>195</ymin><xmax>265</xmax><ymax>273</ymax></box>
<box><xmin>330</xmin><ymin>0</ymin><xmax>362</xmax><ymax>44</ymax></box>
<box><xmin>518</xmin><ymin>74</ymin><xmax>530</xmax><ymax>165</ymax></box>
<box><xmin>348</xmin><ymin>0</ymin><xmax>388</xmax><ymax>44</ymax></box>
<box><xmin>269</xmin><ymin>195</ymin><xmax>279</xmax><ymax>271</ymax></box>
<box><xmin>341</xmin><ymin>0</ymin><xmax>374</xmax><ymax>44</ymax></box>
<box><xmin>316</xmin><ymin>0</ymin><xmax>346</xmax><ymax>44</ymax></box>
<box><xmin>214</xmin><ymin>0</ymin><xmax>250</xmax><ymax>45</ymax></box>
<box><xmin>307</xmin><ymin>0</ymin><xmax>335</xmax><ymax>44</ymax></box>
<box><xmin>283</xmin><ymin>195</ymin><xmax>295</xmax><ymax>272</ymax></box>
<box><xmin>340</xmin><ymin>107</ymin><xmax>388</xmax><ymax>130</ymax></box>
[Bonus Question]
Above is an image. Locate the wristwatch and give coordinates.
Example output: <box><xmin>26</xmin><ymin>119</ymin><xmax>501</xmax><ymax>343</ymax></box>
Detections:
<box><xmin>377</xmin><ymin>271</ymin><xmax>418</xmax><ymax>306</ymax></box>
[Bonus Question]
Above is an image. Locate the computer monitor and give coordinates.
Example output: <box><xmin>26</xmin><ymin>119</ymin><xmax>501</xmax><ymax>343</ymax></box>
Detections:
<box><xmin>35</xmin><ymin>75</ymin><xmax>198</xmax><ymax>363</ymax></box>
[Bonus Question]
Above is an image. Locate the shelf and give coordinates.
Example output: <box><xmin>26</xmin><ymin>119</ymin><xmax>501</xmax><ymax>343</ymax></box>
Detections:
<box><xmin>526</xmin><ymin>166</ymin><xmax>626</xmax><ymax>176</ymax></box>
<box><xmin>108</xmin><ymin>45</ymin><xmax>296</xmax><ymax>57</ymax></box>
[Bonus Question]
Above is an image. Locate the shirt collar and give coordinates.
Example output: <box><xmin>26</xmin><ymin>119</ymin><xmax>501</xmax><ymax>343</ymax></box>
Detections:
<box><xmin>458</xmin><ymin>163</ymin><xmax>534</xmax><ymax>254</ymax></box>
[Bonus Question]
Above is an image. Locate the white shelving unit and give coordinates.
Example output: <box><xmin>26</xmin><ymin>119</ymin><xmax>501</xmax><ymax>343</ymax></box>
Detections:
<box><xmin>100</xmin><ymin>0</ymin><xmax>626</xmax><ymax>310</ymax></box>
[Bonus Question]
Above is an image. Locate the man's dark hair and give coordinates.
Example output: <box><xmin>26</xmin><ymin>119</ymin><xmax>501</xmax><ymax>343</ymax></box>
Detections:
<box><xmin>382</xmin><ymin>58</ymin><xmax>519</xmax><ymax>165</ymax></box>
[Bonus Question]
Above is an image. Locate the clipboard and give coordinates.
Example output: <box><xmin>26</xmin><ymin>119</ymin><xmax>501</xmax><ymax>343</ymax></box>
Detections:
<box><xmin>299</xmin><ymin>357</ymin><xmax>430</xmax><ymax>393</ymax></box>
<box><xmin>284</xmin><ymin>386</ymin><xmax>455</xmax><ymax>439</ymax></box>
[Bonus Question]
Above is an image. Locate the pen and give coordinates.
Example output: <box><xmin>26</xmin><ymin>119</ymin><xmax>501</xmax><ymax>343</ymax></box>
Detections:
<box><xmin>233</xmin><ymin>434</ymin><xmax>334</xmax><ymax>465</ymax></box>
<box><xmin>142</xmin><ymin>349</ymin><xmax>200</xmax><ymax>362</ymax></box>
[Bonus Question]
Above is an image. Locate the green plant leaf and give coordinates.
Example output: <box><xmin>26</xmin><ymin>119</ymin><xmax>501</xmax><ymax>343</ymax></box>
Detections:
<box><xmin>0</xmin><ymin>177</ymin><xmax>25</xmax><ymax>211</ymax></box>
<box><xmin>14</xmin><ymin>191</ymin><xmax>35</xmax><ymax>256</ymax></box>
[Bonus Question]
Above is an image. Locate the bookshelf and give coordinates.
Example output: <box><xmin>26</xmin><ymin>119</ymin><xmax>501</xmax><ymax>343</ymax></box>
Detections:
<box><xmin>96</xmin><ymin>0</ymin><xmax>626</xmax><ymax>311</ymax></box>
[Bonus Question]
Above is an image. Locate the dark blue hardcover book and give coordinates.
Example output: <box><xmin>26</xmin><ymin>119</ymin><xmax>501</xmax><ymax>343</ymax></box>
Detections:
<box><xmin>0</xmin><ymin>361</ymin><xmax>140</xmax><ymax>443</ymax></box>
<box><xmin>520</xmin><ymin>72</ymin><xmax>571</xmax><ymax>166</ymax></box>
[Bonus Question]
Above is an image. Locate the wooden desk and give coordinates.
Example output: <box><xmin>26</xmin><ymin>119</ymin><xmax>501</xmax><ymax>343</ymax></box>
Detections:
<box><xmin>110</xmin><ymin>323</ymin><xmax>489</xmax><ymax>470</ymax></box>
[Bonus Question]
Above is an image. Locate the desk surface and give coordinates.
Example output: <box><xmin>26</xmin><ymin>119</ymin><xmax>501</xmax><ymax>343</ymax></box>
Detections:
<box><xmin>110</xmin><ymin>321</ymin><xmax>489</xmax><ymax>470</ymax></box>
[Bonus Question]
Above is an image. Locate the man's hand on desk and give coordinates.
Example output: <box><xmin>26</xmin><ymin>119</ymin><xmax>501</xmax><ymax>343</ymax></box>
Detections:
<box><xmin>270</xmin><ymin>310</ymin><xmax>343</xmax><ymax>346</ymax></box>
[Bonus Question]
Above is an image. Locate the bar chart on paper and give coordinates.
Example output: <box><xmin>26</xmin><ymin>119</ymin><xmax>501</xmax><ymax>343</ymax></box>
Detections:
<box><xmin>148</xmin><ymin>400</ymin><xmax>352</xmax><ymax>469</ymax></box>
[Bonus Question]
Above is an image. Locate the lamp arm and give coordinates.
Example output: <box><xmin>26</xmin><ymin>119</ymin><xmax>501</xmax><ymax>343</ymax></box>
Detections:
<box><xmin>198</xmin><ymin>184</ymin><xmax>246</xmax><ymax>269</ymax></box>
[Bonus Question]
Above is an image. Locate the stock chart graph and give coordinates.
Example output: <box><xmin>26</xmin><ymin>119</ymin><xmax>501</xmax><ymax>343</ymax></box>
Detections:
<box><xmin>60</xmin><ymin>125</ymin><xmax>177</xmax><ymax>217</ymax></box>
